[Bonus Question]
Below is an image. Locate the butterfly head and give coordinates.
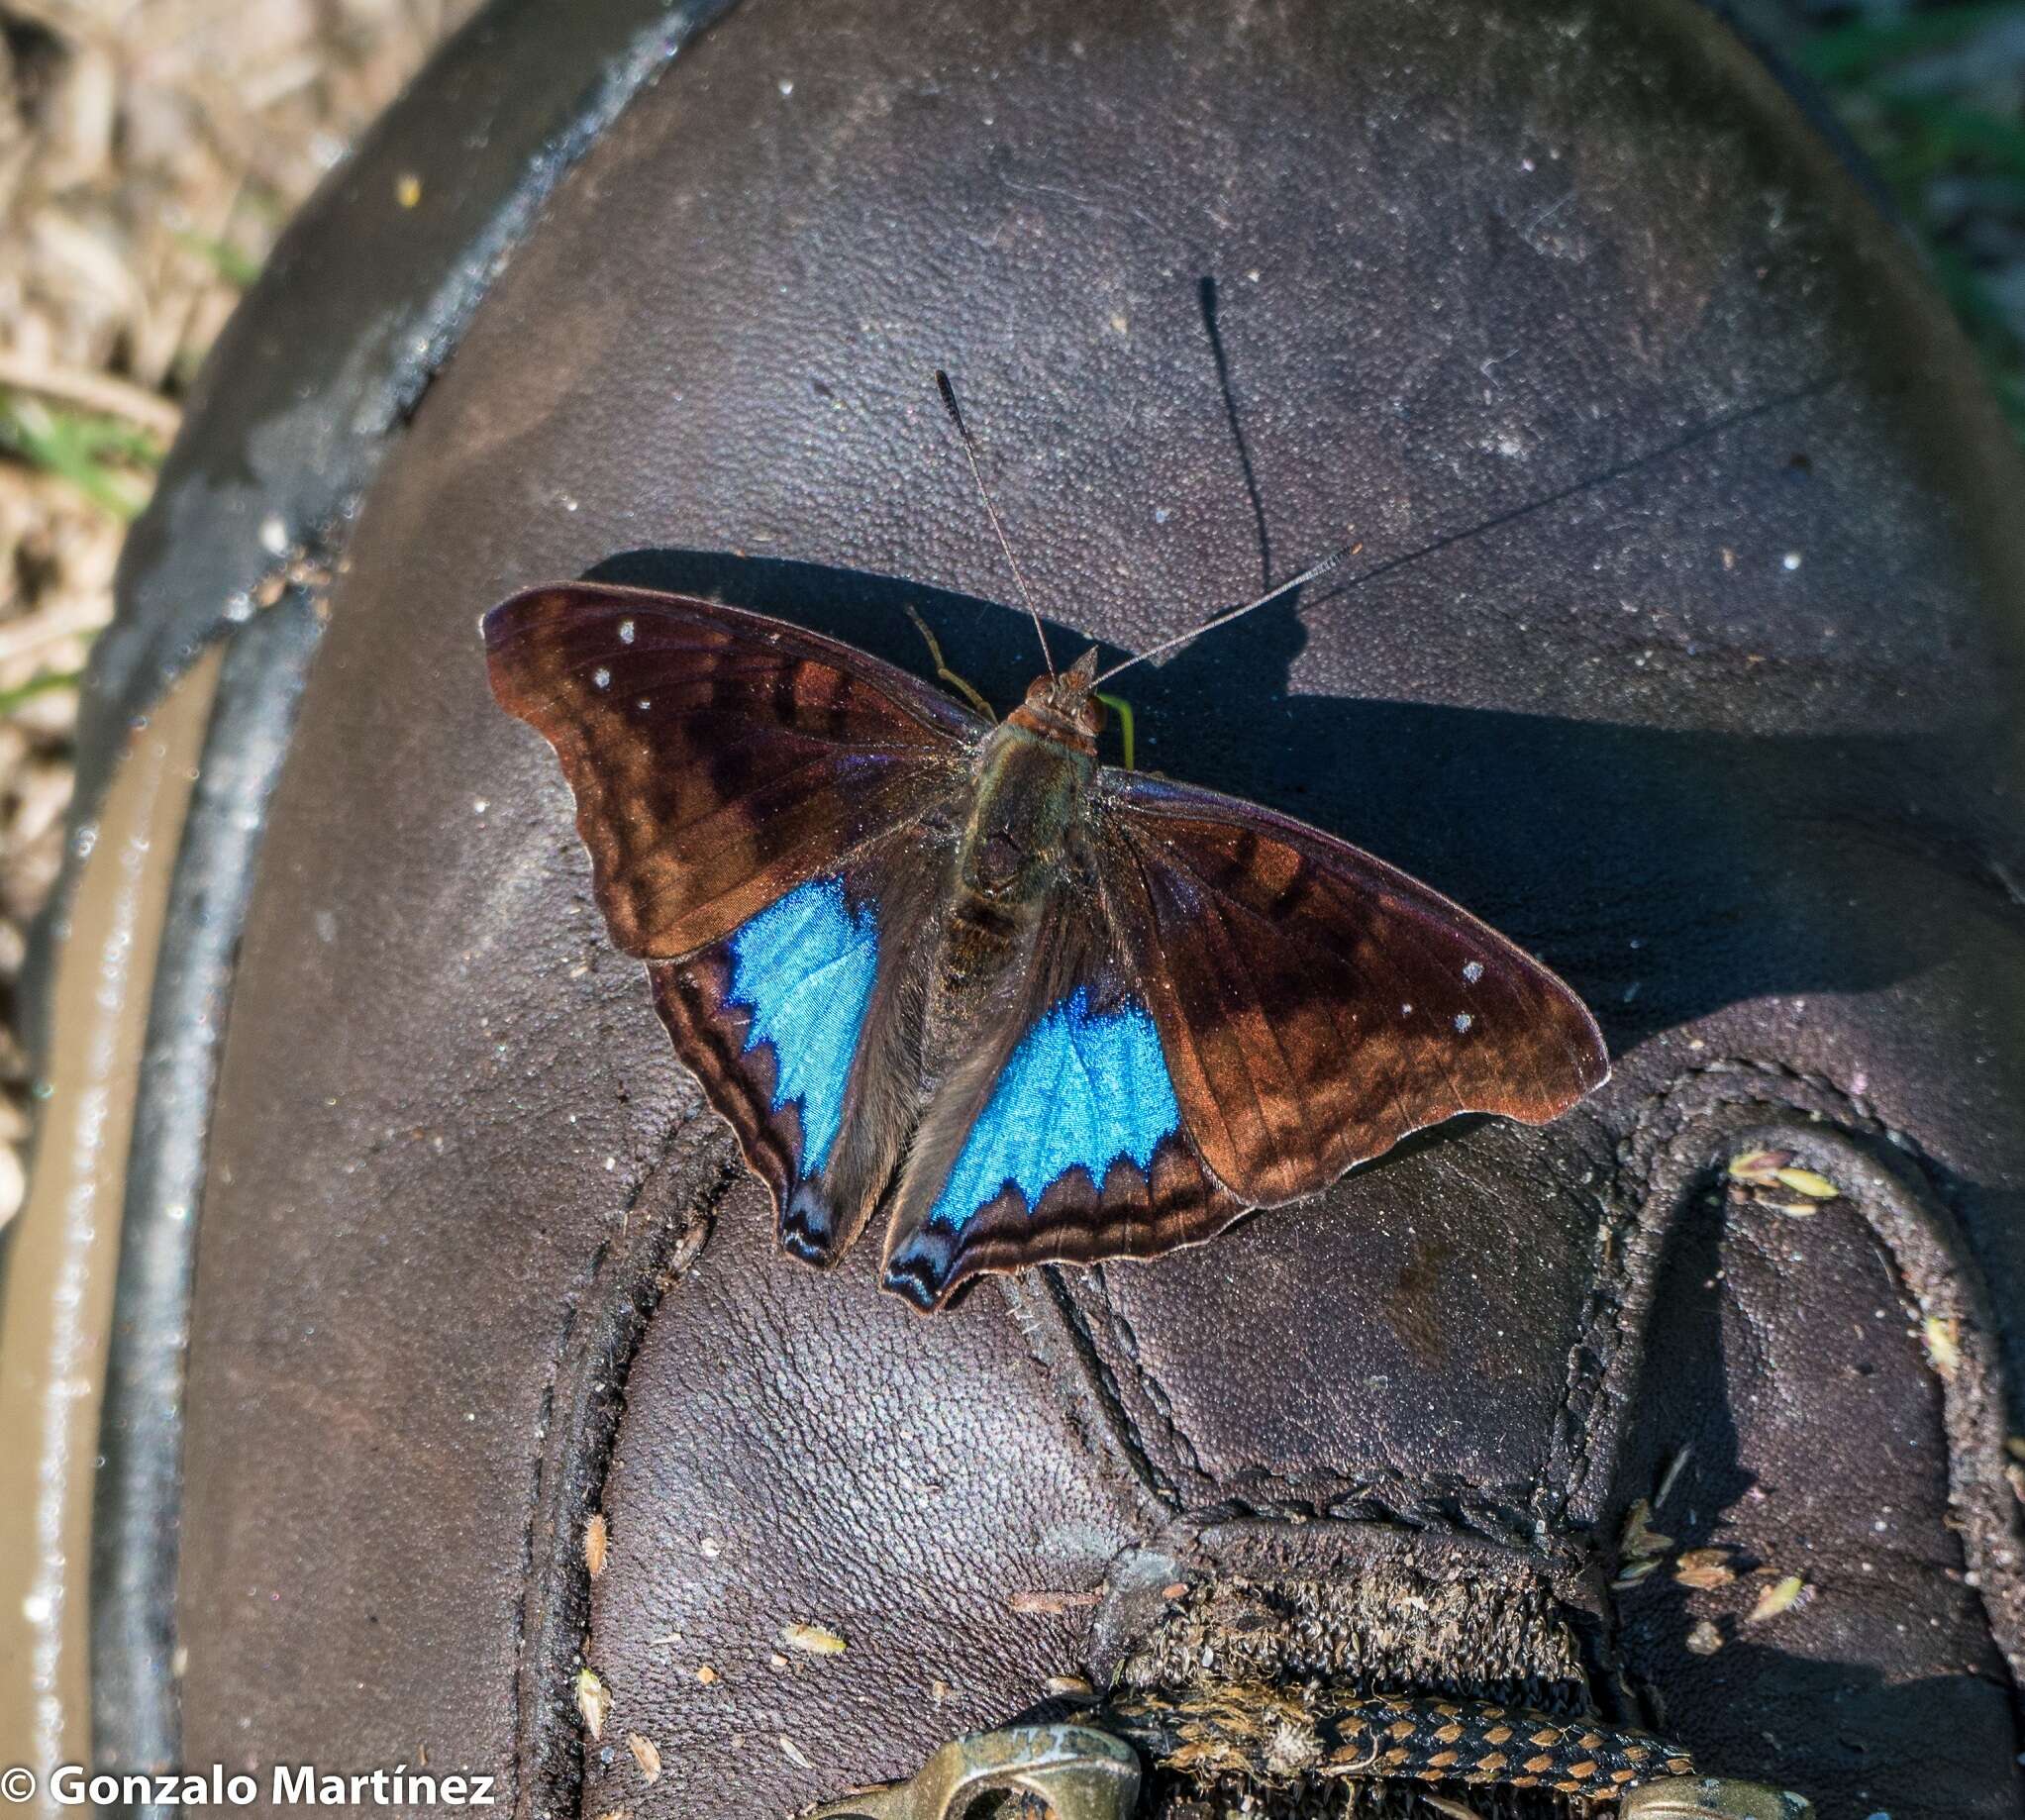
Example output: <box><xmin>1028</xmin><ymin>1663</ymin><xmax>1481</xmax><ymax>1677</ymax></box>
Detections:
<box><xmin>1009</xmin><ymin>648</ymin><xmax>1105</xmax><ymax>754</ymax></box>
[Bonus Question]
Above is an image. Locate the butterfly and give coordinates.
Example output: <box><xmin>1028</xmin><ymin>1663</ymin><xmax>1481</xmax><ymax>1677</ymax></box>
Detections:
<box><xmin>484</xmin><ymin>555</ymin><xmax>1607</xmax><ymax>1311</ymax></box>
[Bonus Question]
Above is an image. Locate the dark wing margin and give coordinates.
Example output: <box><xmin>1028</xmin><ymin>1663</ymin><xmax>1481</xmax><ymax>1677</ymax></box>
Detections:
<box><xmin>483</xmin><ymin>581</ymin><xmax>983</xmax><ymax>960</ymax></box>
<box><xmin>882</xmin><ymin>1125</ymin><xmax>1247</xmax><ymax>1314</ymax></box>
<box><xmin>1093</xmin><ymin>769</ymin><xmax>1608</xmax><ymax>1207</ymax></box>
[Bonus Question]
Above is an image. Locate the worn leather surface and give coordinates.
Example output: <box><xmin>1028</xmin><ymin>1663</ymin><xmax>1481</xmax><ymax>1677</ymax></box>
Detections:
<box><xmin>171</xmin><ymin>0</ymin><xmax>2025</xmax><ymax>1816</ymax></box>
<box><xmin>28</xmin><ymin>0</ymin><xmax>736</xmax><ymax>1056</ymax></box>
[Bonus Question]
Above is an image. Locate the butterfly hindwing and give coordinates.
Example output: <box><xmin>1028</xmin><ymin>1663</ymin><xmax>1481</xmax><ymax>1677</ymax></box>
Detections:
<box><xmin>484</xmin><ymin>583</ymin><xmax>982</xmax><ymax>959</ymax></box>
<box><xmin>879</xmin><ymin>920</ymin><xmax>1243</xmax><ymax>1311</ymax></box>
<box><xmin>1093</xmin><ymin>770</ymin><xmax>1609</xmax><ymax>1207</ymax></box>
<box><xmin>653</xmin><ymin>821</ymin><xmax>946</xmax><ymax>1264</ymax></box>
<box><xmin>652</xmin><ymin>873</ymin><xmax>879</xmax><ymax>1205</ymax></box>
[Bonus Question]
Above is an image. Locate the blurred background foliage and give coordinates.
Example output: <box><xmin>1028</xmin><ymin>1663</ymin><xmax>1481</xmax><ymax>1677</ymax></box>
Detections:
<box><xmin>0</xmin><ymin>0</ymin><xmax>477</xmax><ymax>1225</ymax></box>
<box><xmin>0</xmin><ymin>0</ymin><xmax>2021</xmax><ymax>1232</ymax></box>
<box><xmin>1748</xmin><ymin>1</ymin><xmax>2025</xmax><ymax>430</ymax></box>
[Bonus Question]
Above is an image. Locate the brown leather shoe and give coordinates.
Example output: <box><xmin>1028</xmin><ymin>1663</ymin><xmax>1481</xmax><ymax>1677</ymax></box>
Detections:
<box><xmin>8</xmin><ymin>1</ymin><xmax>2022</xmax><ymax>1817</ymax></box>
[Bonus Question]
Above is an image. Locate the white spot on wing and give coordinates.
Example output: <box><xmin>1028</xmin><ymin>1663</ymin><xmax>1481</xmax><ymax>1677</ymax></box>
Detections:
<box><xmin>593</xmin><ymin>666</ymin><xmax>611</xmax><ymax>689</ymax></box>
<box><xmin>1463</xmin><ymin>961</ymin><xmax>1483</xmax><ymax>984</ymax></box>
<box><xmin>1454</xmin><ymin>1012</ymin><xmax>1473</xmax><ymax>1034</ymax></box>
<box><xmin>618</xmin><ymin>619</ymin><xmax>636</xmax><ymax>644</ymax></box>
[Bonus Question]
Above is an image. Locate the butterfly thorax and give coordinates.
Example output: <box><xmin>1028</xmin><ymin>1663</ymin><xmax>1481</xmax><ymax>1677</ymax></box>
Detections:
<box><xmin>957</xmin><ymin>660</ymin><xmax>1104</xmax><ymax>903</ymax></box>
<box><xmin>909</xmin><ymin>664</ymin><xmax>1102</xmax><ymax>1085</ymax></box>
<box><xmin>958</xmin><ymin>721</ymin><xmax>1093</xmax><ymax>900</ymax></box>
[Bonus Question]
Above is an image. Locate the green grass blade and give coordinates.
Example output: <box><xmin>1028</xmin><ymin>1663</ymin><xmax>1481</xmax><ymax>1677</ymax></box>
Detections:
<box><xmin>0</xmin><ymin>668</ymin><xmax>85</xmax><ymax>717</ymax></box>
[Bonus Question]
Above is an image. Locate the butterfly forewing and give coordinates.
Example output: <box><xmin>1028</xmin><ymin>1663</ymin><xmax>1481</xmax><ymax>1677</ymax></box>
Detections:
<box><xmin>483</xmin><ymin>583</ymin><xmax>982</xmax><ymax>959</ymax></box>
<box><xmin>1093</xmin><ymin>770</ymin><xmax>1608</xmax><ymax>1206</ymax></box>
<box><xmin>486</xmin><ymin>582</ymin><xmax>976</xmax><ymax>1268</ymax></box>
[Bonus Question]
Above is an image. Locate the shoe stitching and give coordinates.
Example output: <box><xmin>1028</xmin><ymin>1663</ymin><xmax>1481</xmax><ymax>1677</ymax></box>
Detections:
<box><xmin>509</xmin><ymin>1111</ymin><xmax>734</xmax><ymax>1820</ymax></box>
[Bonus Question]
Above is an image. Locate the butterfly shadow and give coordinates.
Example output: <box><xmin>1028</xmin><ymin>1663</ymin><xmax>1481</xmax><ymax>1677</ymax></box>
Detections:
<box><xmin>584</xmin><ymin>547</ymin><xmax>1985</xmax><ymax>1058</ymax></box>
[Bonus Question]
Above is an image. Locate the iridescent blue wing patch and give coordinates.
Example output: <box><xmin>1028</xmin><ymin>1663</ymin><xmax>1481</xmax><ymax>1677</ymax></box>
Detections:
<box><xmin>726</xmin><ymin>877</ymin><xmax>878</xmax><ymax>1177</ymax></box>
<box><xmin>653</xmin><ymin>872</ymin><xmax>884</xmax><ymax>1208</ymax></box>
<box><xmin>881</xmin><ymin>978</ymin><xmax>1245</xmax><ymax>1311</ymax></box>
<box><xmin>930</xmin><ymin>988</ymin><xmax>1177</xmax><ymax>1229</ymax></box>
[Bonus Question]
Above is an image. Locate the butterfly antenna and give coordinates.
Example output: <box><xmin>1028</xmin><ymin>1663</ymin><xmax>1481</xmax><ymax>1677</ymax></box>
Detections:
<box><xmin>1093</xmin><ymin>540</ymin><xmax>1359</xmax><ymax>686</ymax></box>
<box><xmin>1096</xmin><ymin>364</ymin><xmax>1849</xmax><ymax>689</ymax></box>
<box><xmin>935</xmin><ymin>369</ymin><xmax>1055</xmax><ymax>676</ymax></box>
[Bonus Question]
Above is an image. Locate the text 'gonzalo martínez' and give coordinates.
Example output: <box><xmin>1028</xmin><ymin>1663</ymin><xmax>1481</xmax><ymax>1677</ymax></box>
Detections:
<box><xmin>43</xmin><ymin>1766</ymin><xmax>498</xmax><ymax>1807</ymax></box>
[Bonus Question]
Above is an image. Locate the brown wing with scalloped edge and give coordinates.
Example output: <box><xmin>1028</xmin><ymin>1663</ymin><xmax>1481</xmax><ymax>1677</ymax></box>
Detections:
<box><xmin>1094</xmin><ymin>770</ymin><xmax>1608</xmax><ymax>1207</ymax></box>
<box><xmin>483</xmin><ymin>582</ymin><xmax>983</xmax><ymax>961</ymax></box>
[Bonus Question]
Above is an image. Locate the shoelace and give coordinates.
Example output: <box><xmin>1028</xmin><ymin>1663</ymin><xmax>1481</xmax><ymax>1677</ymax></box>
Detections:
<box><xmin>1107</xmin><ymin>1683</ymin><xmax>1695</xmax><ymax>1796</ymax></box>
<box><xmin>806</xmin><ymin>1692</ymin><xmax>1816</xmax><ymax>1820</ymax></box>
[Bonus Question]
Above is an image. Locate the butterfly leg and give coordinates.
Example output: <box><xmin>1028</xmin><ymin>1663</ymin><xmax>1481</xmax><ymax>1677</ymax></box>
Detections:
<box><xmin>1092</xmin><ymin>691</ymin><xmax>1135</xmax><ymax>769</ymax></box>
<box><xmin>905</xmin><ymin>604</ymin><xmax>997</xmax><ymax>722</ymax></box>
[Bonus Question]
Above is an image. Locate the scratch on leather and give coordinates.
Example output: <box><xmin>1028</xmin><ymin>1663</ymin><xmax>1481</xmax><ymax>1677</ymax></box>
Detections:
<box><xmin>1033</xmin><ymin>1265</ymin><xmax>1183</xmax><ymax>1509</ymax></box>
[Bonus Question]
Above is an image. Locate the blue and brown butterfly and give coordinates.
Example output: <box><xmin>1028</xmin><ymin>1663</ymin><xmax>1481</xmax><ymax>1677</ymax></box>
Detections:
<box><xmin>482</xmin><ymin>581</ymin><xmax>1607</xmax><ymax>1310</ymax></box>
